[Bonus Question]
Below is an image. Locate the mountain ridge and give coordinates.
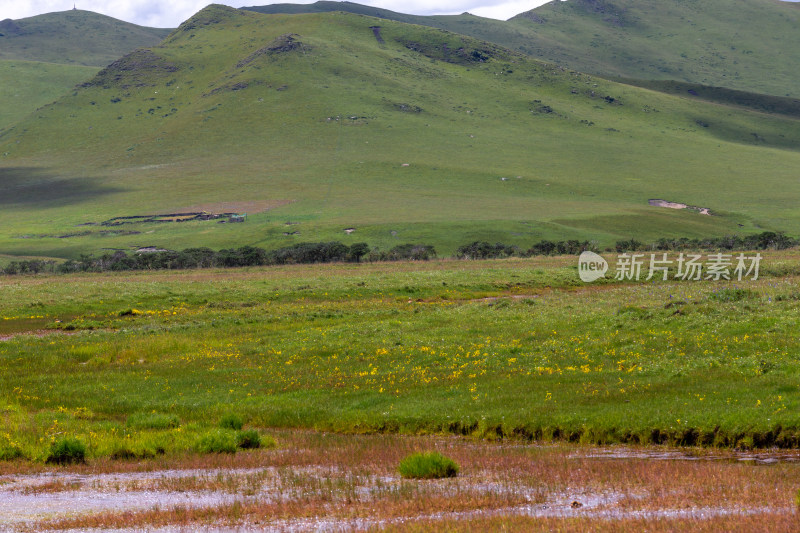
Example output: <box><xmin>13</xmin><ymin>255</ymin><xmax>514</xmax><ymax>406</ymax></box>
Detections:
<box><xmin>244</xmin><ymin>0</ymin><xmax>800</xmax><ymax>98</ymax></box>
<box><xmin>0</xmin><ymin>9</ymin><xmax>171</xmax><ymax>66</ymax></box>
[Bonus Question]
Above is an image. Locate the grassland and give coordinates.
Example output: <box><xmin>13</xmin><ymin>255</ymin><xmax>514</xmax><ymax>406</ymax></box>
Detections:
<box><xmin>0</xmin><ymin>10</ymin><xmax>171</xmax><ymax>66</ymax></box>
<box><xmin>248</xmin><ymin>0</ymin><xmax>800</xmax><ymax>98</ymax></box>
<box><xmin>0</xmin><ymin>10</ymin><xmax>171</xmax><ymax>132</ymax></box>
<box><xmin>4</xmin><ymin>253</ymin><xmax>800</xmax><ymax>465</ymax></box>
<box><xmin>4</xmin><ymin>255</ymin><xmax>800</xmax><ymax>529</ymax></box>
<box><xmin>0</xmin><ymin>61</ymin><xmax>100</xmax><ymax>131</ymax></box>
<box><xmin>510</xmin><ymin>0</ymin><xmax>800</xmax><ymax>98</ymax></box>
<box><xmin>1</xmin><ymin>6</ymin><xmax>800</xmax><ymax>261</ymax></box>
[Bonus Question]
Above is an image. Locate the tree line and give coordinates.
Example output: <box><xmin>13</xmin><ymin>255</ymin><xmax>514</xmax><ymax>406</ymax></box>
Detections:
<box><xmin>1</xmin><ymin>231</ymin><xmax>795</xmax><ymax>275</ymax></box>
<box><xmin>0</xmin><ymin>242</ymin><xmax>437</xmax><ymax>274</ymax></box>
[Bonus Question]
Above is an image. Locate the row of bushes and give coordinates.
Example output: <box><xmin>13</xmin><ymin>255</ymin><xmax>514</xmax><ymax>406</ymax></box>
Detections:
<box><xmin>1</xmin><ymin>231</ymin><xmax>795</xmax><ymax>275</ymax></box>
<box><xmin>455</xmin><ymin>231</ymin><xmax>796</xmax><ymax>259</ymax></box>
<box><xmin>455</xmin><ymin>239</ymin><xmax>598</xmax><ymax>259</ymax></box>
<box><xmin>617</xmin><ymin>232</ymin><xmax>797</xmax><ymax>252</ymax></box>
<box><xmin>1</xmin><ymin>242</ymin><xmax>437</xmax><ymax>274</ymax></box>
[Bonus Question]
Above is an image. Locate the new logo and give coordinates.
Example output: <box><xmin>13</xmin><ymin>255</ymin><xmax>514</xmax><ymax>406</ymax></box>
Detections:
<box><xmin>578</xmin><ymin>251</ymin><xmax>608</xmax><ymax>282</ymax></box>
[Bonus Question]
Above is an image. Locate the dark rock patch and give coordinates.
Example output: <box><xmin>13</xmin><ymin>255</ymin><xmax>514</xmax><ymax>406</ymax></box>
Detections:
<box><xmin>236</xmin><ymin>34</ymin><xmax>305</xmax><ymax>68</ymax></box>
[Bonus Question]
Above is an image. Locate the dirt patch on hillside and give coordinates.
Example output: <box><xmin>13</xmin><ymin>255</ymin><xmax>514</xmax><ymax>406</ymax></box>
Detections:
<box><xmin>649</xmin><ymin>199</ymin><xmax>712</xmax><ymax>215</ymax></box>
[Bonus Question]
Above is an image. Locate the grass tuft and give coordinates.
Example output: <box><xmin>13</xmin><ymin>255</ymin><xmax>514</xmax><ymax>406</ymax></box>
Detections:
<box><xmin>0</xmin><ymin>444</ymin><xmax>24</xmax><ymax>461</ymax></box>
<box><xmin>398</xmin><ymin>451</ymin><xmax>459</xmax><ymax>479</ymax></box>
<box><xmin>46</xmin><ymin>437</ymin><xmax>86</xmax><ymax>465</ymax></box>
<box><xmin>197</xmin><ymin>429</ymin><xmax>237</xmax><ymax>454</ymax></box>
<box><xmin>219</xmin><ymin>413</ymin><xmax>244</xmax><ymax>431</ymax></box>
<box><xmin>109</xmin><ymin>444</ymin><xmax>156</xmax><ymax>461</ymax></box>
<box><xmin>235</xmin><ymin>429</ymin><xmax>262</xmax><ymax>449</ymax></box>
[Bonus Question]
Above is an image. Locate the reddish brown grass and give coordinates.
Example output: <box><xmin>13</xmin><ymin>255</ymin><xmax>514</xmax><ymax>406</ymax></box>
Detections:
<box><xmin>5</xmin><ymin>430</ymin><xmax>796</xmax><ymax>532</ymax></box>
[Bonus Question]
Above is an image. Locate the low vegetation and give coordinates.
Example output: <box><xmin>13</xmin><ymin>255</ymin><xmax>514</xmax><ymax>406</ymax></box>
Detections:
<box><xmin>398</xmin><ymin>451</ymin><xmax>459</xmax><ymax>479</ymax></box>
<box><xmin>235</xmin><ymin>429</ymin><xmax>264</xmax><ymax>449</ymax></box>
<box><xmin>5</xmin><ymin>430</ymin><xmax>798</xmax><ymax>531</ymax></box>
<box><xmin>3</xmin><ymin>254</ymin><xmax>800</xmax><ymax>463</ymax></box>
<box><xmin>197</xmin><ymin>429</ymin><xmax>239</xmax><ymax>454</ymax></box>
<box><xmin>46</xmin><ymin>437</ymin><xmax>87</xmax><ymax>465</ymax></box>
<box><xmin>1</xmin><ymin>231</ymin><xmax>794</xmax><ymax>275</ymax></box>
<box><xmin>219</xmin><ymin>413</ymin><xmax>244</xmax><ymax>431</ymax></box>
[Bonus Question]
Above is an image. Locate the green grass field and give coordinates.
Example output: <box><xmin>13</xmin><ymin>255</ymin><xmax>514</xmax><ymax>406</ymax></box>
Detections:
<box><xmin>1</xmin><ymin>6</ymin><xmax>800</xmax><ymax>261</ymax></box>
<box><xmin>0</xmin><ymin>10</ymin><xmax>171</xmax><ymax>66</ymax></box>
<box><xmin>0</xmin><ymin>10</ymin><xmax>171</xmax><ymax>134</ymax></box>
<box><xmin>249</xmin><ymin>0</ymin><xmax>800</xmax><ymax>98</ymax></box>
<box><xmin>3</xmin><ymin>253</ymin><xmax>800</xmax><ymax>462</ymax></box>
<box><xmin>0</xmin><ymin>61</ymin><xmax>100</xmax><ymax>131</ymax></box>
<box><xmin>510</xmin><ymin>0</ymin><xmax>800</xmax><ymax>98</ymax></box>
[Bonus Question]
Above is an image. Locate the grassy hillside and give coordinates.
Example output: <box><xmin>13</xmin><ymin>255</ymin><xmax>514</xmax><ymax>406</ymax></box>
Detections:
<box><xmin>244</xmin><ymin>0</ymin><xmax>532</xmax><ymax>44</ymax></box>
<box><xmin>0</xmin><ymin>10</ymin><xmax>171</xmax><ymax>66</ymax></box>
<box><xmin>0</xmin><ymin>10</ymin><xmax>172</xmax><ymax>131</ymax></box>
<box><xmin>247</xmin><ymin>0</ymin><xmax>800</xmax><ymax>98</ymax></box>
<box><xmin>511</xmin><ymin>0</ymin><xmax>800</xmax><ymax>97</ymax></box>
<box><xmin>0</xmin><ymin>61</ymin><xmax>99</xmax><ymax>131</ymax></box>
<box><xmin>0</xmin><ymin>5</ymin><xmax>799</xmax><ymax>260</ymax></box>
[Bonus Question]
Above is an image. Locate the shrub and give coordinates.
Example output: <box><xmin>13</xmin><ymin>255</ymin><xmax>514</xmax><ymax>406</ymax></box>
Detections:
<box><xmin>127</xmin><ymin>412</ymin><xmax>180</xmax><ymax>430</ymax></box>
<box><xmin>235</xmin><ymin>429</ymin><xmax>262</xmax><ymax>449</ymax></box>
<box><xmin>385</xmin><ymin>244</ymin><xmax>437</xmax><ymax>261</ymax></box>
<box><xmin>0</xmin><ymin>444</ymin><xmax>23</xmax><ymax>461</ymax></box>
<box><xmin>456</xmin><ymin>241</ymin><xmax>517</xmax><ymax>260</ymax></box>
<box><xmin>348</xmin><ymin>242</ymin><xmax>370</xmax><ymax>262</ymax></box>
<box><xmin>219</xmin><ymin>413</ymin><xmax>244</xmax><ymax>430</ymax></box>
<box><xmin>110</xmin><ymin>445</ymin><xmax>155</xmax><ymax>461</ymax></box>
<box><xmin>46</xmin><ymin>437</ymin><xmax>87</xmax><ymax>465</ymax></box>
<box><xmin>197</xmin><ymin>430</ymin><xmax>237</xmax><ymax>454</ymax></box>
<box><xmin>398</xmin><ymin>451</ymin><xmax>459</xmax><ymax>479</ymax></box>
<box><xmin>615</xmin><ymin>239</ymin><xmax>643</xmax><ymax>253</ymax></box>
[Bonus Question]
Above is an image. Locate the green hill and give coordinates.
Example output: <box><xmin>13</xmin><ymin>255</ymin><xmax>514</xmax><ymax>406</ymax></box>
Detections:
<box><xmin>0</xmin><ymin>10</ymin><xmax>171</xmax><ymax>66</ymax></box>
<box><xmin>0</xmin><ymin>10</ymin><xmax>172</xmax><ymax>132</ymax></box>
<box><xmin>0</xmin><ymin>5</ymin><xmax>799</xmax><ymax>260</ymax></box>
<box><xmin>246</xmin><ymin>0</ymin><xmax>800</xmax><ymax>98</ymax></box>
<box><xmin>0</xmin><ymin>61</ymin><xmax>98</xmax><ymax>130</ymax></box>
<box><xmin>511</xmin><ymin>0</ymin><xmax>800</xmax><ymax>97</ymax></box>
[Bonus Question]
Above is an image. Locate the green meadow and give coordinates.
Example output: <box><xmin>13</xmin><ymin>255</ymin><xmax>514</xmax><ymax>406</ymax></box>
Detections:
<box><xmin>0</xmin><ymin>61</ymin><xmax>100</xmax><ymax>131</ymax></box>
<box><xmin>0</xmin><ymin>10</ymin><xmax>171</xmax><ymax>133</ymax></box>
<box><xmin>1</xmin><ymin>6</ymin><xmax>800</xmax><ymax>261</ymax></box>
<box><xmin>3</xmin><ymin>254</ymin><xmax>800</xmax><ymax>462</ymax></box>
<box><xmin>250</xmin><ymin>0</ymin><xmax>800</xmax><ymax>98</ymax></box>
<box><xmin>509</xmin><ymin>0</ymin><xmax>800</xmax><ymax>97</ymax></box>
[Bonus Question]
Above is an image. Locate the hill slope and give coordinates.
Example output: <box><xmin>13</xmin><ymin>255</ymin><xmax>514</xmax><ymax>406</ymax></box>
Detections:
<box><xmin>0</xmin><ymin>11</ymin><xmax>173</xmax><ymax>132</ymax></box>
<box><xmin>246</xmin><ymin>0</ymin><xmax>800</xmax><ymax>98</ymax></box>
<box><xmin>0</xmin><ymin>61</ymin><xmax>99</xmax><ymax>130</ymax></box>
<box><xmin>0</xmin><ymin>5</ymin><xmax>799</xmax><ymax>260</ymax></box>
<box><xmin>0</xmin><ymin>10</ymin><xmax>172</xmax><ymax>66</ymax></box>
<box><xmin>511</xmin><ymin>0</ymin><xmax>800</xmax><ymax>97</ymax></box>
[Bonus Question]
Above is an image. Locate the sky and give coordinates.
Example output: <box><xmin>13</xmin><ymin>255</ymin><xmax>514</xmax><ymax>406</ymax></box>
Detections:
<box><xmin>0</xmin><ymin>0</ymin><xmax>554</xmax><ymax>27</ymax></box>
